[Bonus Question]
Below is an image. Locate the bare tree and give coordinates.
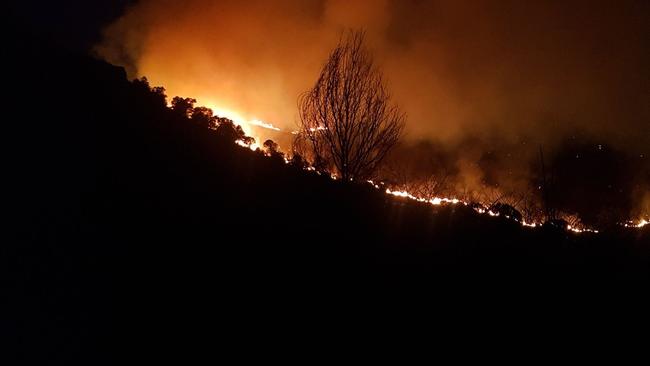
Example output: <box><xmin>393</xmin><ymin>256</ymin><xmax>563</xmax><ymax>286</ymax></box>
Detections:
<box><xmin>295</xmin><ymin>30</ymin><xmax>405</xmax><ymax>181</ymax></box>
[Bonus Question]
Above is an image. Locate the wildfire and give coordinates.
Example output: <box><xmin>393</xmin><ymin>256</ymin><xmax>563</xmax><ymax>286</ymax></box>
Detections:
<box><xmin>567</xmin><ymin>225</ymin><xmax>599</xmax><ymax>234</ymax></box>
<box><xmin>235</xmin><ymin>138</ymin><xmax>650</xmax><ymax>233</ymax></box>
<box><xmin>624</xmin><ymin>219</ymin><xmax>649</xmax><ymax>228</ymax></box>
<box><xmin>291</xmin><ymin>126</ymin><xmax>327</xmax><ymax>135</ymax></box>
<box><xmin>205</xmin><ymin>104</ymin><xmax>281</xmax><ymax>133</ymax></box>
<box><xmin>201</xmin><ymin>103</ymin><xmax>284</xmax><ymax>151</ymax></box>
<box><xmin>174</xmin><ymin>103</ymin><xmax>646</xmax><ymax>235</ymax></box>
<box><xmin>234</xmin><ymin>133</ymin><xmax>647</xmax><ymax>234</ymax></box>
<box><xmin>377</xmin><ymin>184</ymin><xmax>609</xmax><ymax>232</ymax></box>
<box><xmin>383</xmin><ymin>186</ymin><xmax>541</xmax><ymax>227</ymax></box>
<box><xmin>384</xmin><ymin>188</ymin><xmax>462</xmax><ymax>206</ymax></box>
<box><xmin>235</xmin><ymin>139</ymin><xmax>259</xmax><ymax>150</ymax></box>
<box><xmin>250</xmin><ymin>119</ymin><xmax>281</xmax><ymax>131</ymax></box>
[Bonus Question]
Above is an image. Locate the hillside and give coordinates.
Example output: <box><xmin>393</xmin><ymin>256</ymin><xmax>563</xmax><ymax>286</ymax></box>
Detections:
<box><xmin>6</xmin><ymin>30</ymin><xmax>650</xmax><ymax>363</ymax></box>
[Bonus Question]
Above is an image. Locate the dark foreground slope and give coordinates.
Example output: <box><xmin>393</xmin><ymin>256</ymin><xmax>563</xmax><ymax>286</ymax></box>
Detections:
<box><xmin>5</xmin><ymin>30</ymin><xmax>649</xmax><ymax>363</ymax></box>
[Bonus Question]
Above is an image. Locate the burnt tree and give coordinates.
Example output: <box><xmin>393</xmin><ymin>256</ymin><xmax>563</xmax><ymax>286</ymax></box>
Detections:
<box><xmin>295</xmin><ymin>30</ymin><xmax>405</xmax><ymax>181</ymax></box>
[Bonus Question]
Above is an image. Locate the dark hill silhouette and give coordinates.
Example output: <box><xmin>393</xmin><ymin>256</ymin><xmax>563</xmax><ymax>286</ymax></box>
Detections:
<box><xmin>6</xmin><ymin>27</ymin><xmax>650</xmax><ymax>364</ymax></box>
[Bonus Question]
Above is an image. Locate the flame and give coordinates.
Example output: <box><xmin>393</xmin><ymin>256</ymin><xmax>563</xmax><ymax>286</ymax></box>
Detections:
<box><xmin>169</xmin><ymin>100</ymin><xmax>647</xmax><ymax>234</ymax></box>
<box><xmin>250</xmin><ymin>119</ymin><xmax>281</xmax><ymax>131</ymax></box>
<box><xmin>205</xmin><ymin>104</ymin><xmax>280</xmax><ymax>133</ymax></box>
<box><xmin>382</xmin><ymin>186</ymin><xmax>606</xmax><ymax>232</ymax></box>
<box><xmin>291</xmin><ymin>126</ymin><xmax>327</xmax><ymax>135</ymax></box>
<box><xmin>165</xmin><ymin>100</ymin><xmax>276</xmax><ymax>150</ymax></box>
<box><xmin>237</xmin><ymin>134</ymin><xmax>645</xmax><ymax>233</ymax></box>
<box><xmin>199</xmin><ymin>103</ymin><xmax>282</xmax><ymax>151</ymax></box>
<box><xmin>567</xmin><ymin>225</ymin><xmax>599</xmax><ymax>234</ymax></box>
<box><xmin>624</xmin><ymin>219</ymin><xmax>649</xmax><ymax>228</ymax></box>
<box><xmin>235</xmin><ymin>139</ymin><xmax>259</xmax><ymax>151</ymax></box>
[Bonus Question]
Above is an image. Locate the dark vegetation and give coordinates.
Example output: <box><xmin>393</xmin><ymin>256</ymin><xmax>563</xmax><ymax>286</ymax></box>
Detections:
<box><xmin>295</xmin><ymin>31</ymin><xmax>405</xmax><ymax>181</ymax></box>
<box><xmin>381</xmin><ymin>137</ymin><xmax>650</xmax><ymax>228</ymax></box>
<box><xmin>5</xmin><ymin>26</ymin><xmax>650</xmax><ymax>363</ymax></box>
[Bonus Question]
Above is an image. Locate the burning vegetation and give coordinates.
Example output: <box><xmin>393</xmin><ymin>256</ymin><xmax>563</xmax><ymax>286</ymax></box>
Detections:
<box><xmin>120</xmin><ymin>29</ymin><xmax>649</xmax><ymax>234</ymax></box>
<box><xmin>95</xmin><ymin>1</ymin><xmax>649</xmax><ymax>233</ymax></box>
<box><xmin>135</xmin><ymin>69</ymin><xmax>647</xmax><ymax>234</ymax></box>
<box><xmin>8</xmin><ymin>3</ymin><xmax>650</xmax><ymax>362</ymax></box>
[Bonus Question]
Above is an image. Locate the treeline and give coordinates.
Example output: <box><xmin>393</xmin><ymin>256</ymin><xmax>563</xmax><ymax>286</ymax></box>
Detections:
<box><xmin>133</xmin><ymin>74</ymin><xmax>645</xmax><ymax>233</ymax></box>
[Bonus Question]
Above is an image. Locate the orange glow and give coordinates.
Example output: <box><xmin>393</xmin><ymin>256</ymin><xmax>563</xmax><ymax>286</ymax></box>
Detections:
<box><xmin>166</xmin><ymin>96</ymin><xmax>646</xmax><ymax>234</ymax></box>
<box><xmin>567</xmin><ymin>225</ymin><xmax>599</xmax><ymax>234</ymax></box>
<box><xmin>250</xmin><ymin>119</ymin><xmax>281</xmax><ymax>131</ymax></box>
<box><xmin>200</xmin><ymin>102</ymin><xmax>284</xmax><ymax>151</ymax></box>
<box><xmin>235</xmin><ymin>139</ymin><xmax>259</xmax><ymax>151</ymax></box>
<box><xmin>385</xmin><ymin>187</ymin><xmax>546</xmax><ymax>229</ymax></box>
<box><xmin>383</xmin><ymin>186</ymin><xmax>611</xmax><ymax>233</ymax></box>
<box><xmin>624</xmin><ymin>219</ymin><xmax>649</xmax><ymax>228</ymax></box>
<box><xmin>97</xmin><ymin>0</ymin><xmax>650</xmax><ymax>233</ymax></box>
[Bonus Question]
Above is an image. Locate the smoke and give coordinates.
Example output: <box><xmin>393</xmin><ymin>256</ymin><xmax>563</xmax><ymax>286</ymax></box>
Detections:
<box><xmin>96</xmin><ymin>0</ymin><xmax>649</xmax><ymax>223</ymax></box>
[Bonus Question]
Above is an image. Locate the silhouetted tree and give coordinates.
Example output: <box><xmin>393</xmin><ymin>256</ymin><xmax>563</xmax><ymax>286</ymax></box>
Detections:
<box><xmin>489</xmin><ymin>203</ymin><xmax>523</xmax><ymax>222</ymax></box>
<box><xmin>263</xmin><ymin>139</ymin><xmax>280</xmax><ymax>155</ymax></box>
<box><xmin>190</xmin><ymin>106</ymin><xmax>217</xmax><ymax>129</ymax></box>
<box><xmin>133</xmin><ymin>77</ymin><xmax>167</xmax><ymax>107</ymax></box>
<box><xmin>214</xmin><ymin>116</ymin><xmax>232</xmax><ymax>126</ymax></box>
<box><xmin>215</xmin><ymin>119</ymin><xmax>253</xmax><ymax>145</ymax></box>
<box><xmin>152</xmin><ymin>87</ymin><xmax>167</xmax><ymax>100</ymax></box>
<box><xmin>296</xmin><ymin>30</ymin><xmax>405</xmax><ymax>181</ymax></box>
<box><xmin>262</xmin><ymin>139</ymin><xmax>285</xmax><ymax>164</ymax></box>
<box><xmin>171</xmin><ymin>96</ymin><xmax>196</xmax><ymax>118</ymax></box>
<box><xmin>241</xmin><ymin>136</ymin><xmax>255</xmax><ymax>146</ymax></box>
<box><xmin>289</xmin><ymin>152</ymin><xmax>307</xmax><ymax>170</ymax></box>
<box><xmin>545</xmin><ymin>218</ymin><xmax>569</xmax><ymax>230</ymax></box>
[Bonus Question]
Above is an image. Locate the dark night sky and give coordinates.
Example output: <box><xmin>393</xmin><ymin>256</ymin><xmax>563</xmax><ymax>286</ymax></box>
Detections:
<box><xmin>9</xmin><ymin>0</ymin><xmax>135</xmax><ymax>52</ymax></box>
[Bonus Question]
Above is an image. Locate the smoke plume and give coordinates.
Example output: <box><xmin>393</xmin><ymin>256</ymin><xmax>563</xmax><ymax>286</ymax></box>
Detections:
<box><xmin>96</xmin><ymin>0</ymin><xmax>649</xmax><ymax>224</ymax></box>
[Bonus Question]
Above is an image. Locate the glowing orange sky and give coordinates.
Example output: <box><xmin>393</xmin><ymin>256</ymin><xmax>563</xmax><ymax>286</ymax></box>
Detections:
<box><xmin>97</xmin><ymin>0</ymin><xmax>649</xmax><ymax>153</ymax></box>
<box><xmin>94</xmin><ymin>0</ymin><xmax>649</xmax><ymax>222</ymax></box>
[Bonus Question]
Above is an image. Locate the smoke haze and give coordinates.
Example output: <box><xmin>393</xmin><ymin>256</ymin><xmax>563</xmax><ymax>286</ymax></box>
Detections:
<box><xmin>96</xmin><ymin>0</ymin><xmax>649</xmax><ymax>224</ymax></box>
